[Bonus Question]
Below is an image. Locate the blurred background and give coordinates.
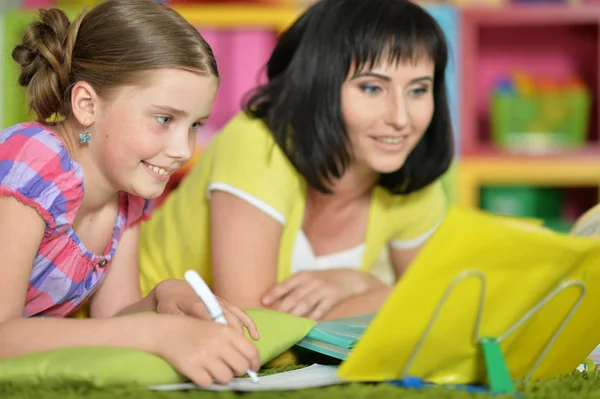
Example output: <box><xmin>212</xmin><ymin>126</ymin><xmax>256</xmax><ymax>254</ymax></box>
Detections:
<box><xmin>1</xmin><ymin>0</ymin><xmax>600</xmax><ymax>234</ymax></box>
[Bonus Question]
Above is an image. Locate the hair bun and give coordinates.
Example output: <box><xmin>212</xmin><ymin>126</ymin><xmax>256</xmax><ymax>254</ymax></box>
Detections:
<box><xmin>11</xmin><ymin>8</ymin><xmax>83</xmax><ymax>121</ymax></box>
<box><xmin>13</xmin><ymin>8</ymin><xmax>72</xmax><ymax>88</ymax></box>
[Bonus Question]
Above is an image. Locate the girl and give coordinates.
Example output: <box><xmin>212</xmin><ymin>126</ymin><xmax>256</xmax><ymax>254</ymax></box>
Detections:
<box><xmin>138</xmin><ymin>0</ymin><xmax>454</xmax><ymax>321</ymax></box>
<box><xmin>0</xmin><ymin>0</ymin><xmax>260</xmax><ymax>387</ymax></box>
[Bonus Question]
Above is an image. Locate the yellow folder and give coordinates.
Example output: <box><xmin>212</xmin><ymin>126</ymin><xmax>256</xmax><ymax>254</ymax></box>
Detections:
<box><xmin>338</xmin><ymin>205</ymin><xmax>600</xmax><ymax>385</ymax></box>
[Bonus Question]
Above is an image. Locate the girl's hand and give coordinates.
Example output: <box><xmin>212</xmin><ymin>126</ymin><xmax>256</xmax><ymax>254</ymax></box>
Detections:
<box><xmin>154</xmin><ymin>315</ymin><xmax>261</xmax><ymax>387</ymax></box>
<box><xmin>261</xmin><ymin>269</ymin><xmax>384</xmax><ymax>320</ymax></box>
<box><xmin>153</xmin><ymin>279</ymin><xmax>260</xmax><ymax>340</ymax></box>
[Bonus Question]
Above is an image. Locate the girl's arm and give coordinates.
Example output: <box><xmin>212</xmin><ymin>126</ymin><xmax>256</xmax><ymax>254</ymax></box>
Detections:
<box><xmin>0</xmin><ymin>196</ymin><xmax>155</xmax><ymax>354</ymax></box>
<box><xmin>89</xmin><ymin>224</ymin><xmax>155</xmax><ymax>318</ymax></box>
<box><xmin>210</xmin><ymin>191</ymin><xmax>282</xmax><ymax>308</ymax></box>
<box><xmin>89</xmin><ymin>222</ymin><xmax>261</xmax><ymax>339</ymax></box>
<box><xmin>0</xmin><ymin>312</ymin><xmax>261</xmax><ymax>388</ymax></box>
<box><xmin>0</xmin><ymin>314</ymin><xmax>158</xmax><ymax>358</ymax></box>
<box><xmin>0</xmin><ymin>197</ymin><xmax>260</xmax><ymax>386</ymax></box>
<box><xmin>0</xmin><ymin>196</ymin><xmax>44</xmax><ymax>321</ymax></box>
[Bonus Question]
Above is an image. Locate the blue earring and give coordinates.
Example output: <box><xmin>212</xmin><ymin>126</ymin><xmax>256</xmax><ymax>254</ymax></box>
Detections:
<box><xmin>79</xmin><ymin>126</ymin><xmax>91</xmax><ymax>144</ymax></box>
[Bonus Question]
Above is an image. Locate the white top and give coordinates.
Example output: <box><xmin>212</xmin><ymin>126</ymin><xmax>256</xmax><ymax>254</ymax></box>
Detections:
<box><xmin>208</xmin><ymin>182</ymin><xmax>436</xmax><ymax>273</ymax></box>
<box><xmin>290</xmin><ymin>230</ymin><xmax>364</xmax><ymax>273</ymax></box>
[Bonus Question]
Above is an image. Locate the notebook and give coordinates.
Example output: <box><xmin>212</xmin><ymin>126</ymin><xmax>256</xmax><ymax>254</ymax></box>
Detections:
<box><xmin>335</xmin><ymin>205</ymin><xmax>600</xmax><ymax>384</ymax></box>
<box><xmin>288</xmin><ymin>205</ymin><xmax>600</xmax><ymax>386</ymax></box>
<box><xmin>149</xmin><ymin>364</ymin><xmax>345</xmax><ymax>392</ymax></box>
<box><xmin>294</xmin><ymin>313</ymin><xmax>375</xmax><ymax>360</ymax></box>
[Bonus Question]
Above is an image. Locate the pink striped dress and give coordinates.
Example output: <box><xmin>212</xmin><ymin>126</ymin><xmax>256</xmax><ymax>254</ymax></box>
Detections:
<box><xmin>0</xmin><ymin>122</ymin><xmax>152</xmax><ymax>317</ymax></box>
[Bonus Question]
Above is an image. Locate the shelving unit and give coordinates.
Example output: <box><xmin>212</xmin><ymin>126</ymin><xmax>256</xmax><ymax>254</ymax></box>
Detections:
<box><xmin>457</xmin><ymin>5</ymin><xmax>600</xmax><ymax>228</ymax></box>
<box><xmin>0</xmin><ymin>3</ymin><xmax>302</xmax><ymax>130</ymax></box>
<box><xmin>10</xmin><ymin>2</ymin><xmax>599</xmax><ymax>223</ymax></box>
<box><xmin>172</xmin><ymin>3</ymin><xmax>299</xmax><ymax>31</ymax></box>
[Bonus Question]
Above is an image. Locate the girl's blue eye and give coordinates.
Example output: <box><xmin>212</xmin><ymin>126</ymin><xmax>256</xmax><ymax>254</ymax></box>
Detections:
<box><xmin>360</xmin><ymin>84</ymin><xmax>382</xmax><ymax>95</ymax></box>
<box><xmin>190</xmin><ymin>122</ymin><xmax>204</xmax><ymax>132</ymax></box>
<box><xmin>156</xmin><ymin>116</ymin><xmax>171</xmax><ymax>126</ymax></box>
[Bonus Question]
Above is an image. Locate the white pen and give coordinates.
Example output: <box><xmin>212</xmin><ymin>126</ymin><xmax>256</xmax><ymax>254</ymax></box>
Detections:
<box><xmin>184</xmin><ymin>269</ymin><xmax>259</xmax><ymax>383</ymax></box>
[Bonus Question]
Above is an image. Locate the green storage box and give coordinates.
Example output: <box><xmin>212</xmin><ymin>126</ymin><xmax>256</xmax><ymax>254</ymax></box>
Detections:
<box><xmin>490</xmin><ymin>89</ymin><xmax>590</xmax><ymax>153</ymax></box>
<box><xmin>543</xmin><ymin>218</ymin><xmax>574</xmax><ymax>234</ymax></box>
<box><xmin>480</xmin><ymin>186</ymin><xmax>563</xmax><ymax>219</ymax></box>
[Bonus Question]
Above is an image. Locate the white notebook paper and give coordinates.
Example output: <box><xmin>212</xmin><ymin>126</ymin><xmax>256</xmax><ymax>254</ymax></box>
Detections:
<box><xmin>148</xmin><ymin>364</ymin><xmax>346</xmax><ymax>392</ymax></box>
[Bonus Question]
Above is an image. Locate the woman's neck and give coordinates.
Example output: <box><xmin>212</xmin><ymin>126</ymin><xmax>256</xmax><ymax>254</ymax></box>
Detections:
<box><xmin>309</xmin><ymin>162</ymin><xmax>378</xmax><ymax>205</ymax></box>
<box><xmin>330</xmin><ymin>162</ymin><xmax>378</xmax><ymax>199</ymax></box>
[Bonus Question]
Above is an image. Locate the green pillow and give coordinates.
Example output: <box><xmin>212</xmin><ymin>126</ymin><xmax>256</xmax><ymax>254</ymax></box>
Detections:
<box><xmin>244</xmin><ymin>308</ymin><xmax>316</xmax><ymax>364</ymax></box>
<box><xmin>0</xmin><ymin>308</ymin><xmax>316</xmax><ymax>387</ymax></box>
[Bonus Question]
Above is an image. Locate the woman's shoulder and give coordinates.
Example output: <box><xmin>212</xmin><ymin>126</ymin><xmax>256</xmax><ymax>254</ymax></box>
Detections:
<box><xmin>378</xmin><ymin>179</ymin><xmax>446</xmax><ymax>203</ymax></box>
<box><xmin>209</xmin><ymin>111</ymin><xmax>299</xmax><ymax>180</ymax></box>
<box><xmin>375</xmin><ymin>179</ymin><xmax>447</xmax><ymax>218</ymax></box>
<box><xmin>215</xmin><ymin>111</ymin><xmax>278</xmax><ymax>149</ymax></box>
<box><xmin>196</xmin><ymin>112</ymin><xmax>302</xmax><ymax>219</ymax></box>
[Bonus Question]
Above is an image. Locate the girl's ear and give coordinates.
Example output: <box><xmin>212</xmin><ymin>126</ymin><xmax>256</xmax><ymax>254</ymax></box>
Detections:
<box><xmin>70</xmin><ymin>81</ymin><xmax>99</xmax><ymax>127</ymax></box>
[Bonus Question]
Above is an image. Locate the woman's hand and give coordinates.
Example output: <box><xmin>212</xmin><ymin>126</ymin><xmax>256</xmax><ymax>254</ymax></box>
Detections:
<box><xmin>153</xmin><ymin>279</ymin><xmax>260</xmax><ymax>340</ymax></box>
<box><xmin>261</xmin><ymin>269</ymin><xmax>384</xmax><ymax>320</ymax></box>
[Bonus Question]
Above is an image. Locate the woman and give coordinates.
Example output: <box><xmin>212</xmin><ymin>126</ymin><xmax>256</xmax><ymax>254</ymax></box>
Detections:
<box><xmin>138</xmin><ymin>0</ymin><xmax>454</xmax><ymax>321</ymax></box>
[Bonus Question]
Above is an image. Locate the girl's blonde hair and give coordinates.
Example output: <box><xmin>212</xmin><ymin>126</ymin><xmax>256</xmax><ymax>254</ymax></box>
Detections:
<box><xmin>12</xmin><ymin>0</ymin><xmax>218</xmax><ymax>122</ymax></box>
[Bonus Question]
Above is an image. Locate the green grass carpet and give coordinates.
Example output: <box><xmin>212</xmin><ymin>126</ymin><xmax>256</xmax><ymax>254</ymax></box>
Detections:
<box><xmin>3</xmin><ymin>368</ymin><xmax>600</xmax><ymax>399</ymax></box>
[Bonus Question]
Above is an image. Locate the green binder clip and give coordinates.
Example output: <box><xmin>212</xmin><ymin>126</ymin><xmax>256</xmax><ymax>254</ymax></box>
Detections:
<box><xmin>480</xmin><ymin>337</ymin><xmax>516</xmax><ymax>395</ymax></box>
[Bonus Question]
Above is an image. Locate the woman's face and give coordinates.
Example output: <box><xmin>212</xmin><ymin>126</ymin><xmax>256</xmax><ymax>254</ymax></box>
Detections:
<box><xmin>341</xmin><ymin>57</ymin><xmax>435</xmax><ymax>174</ymax></box>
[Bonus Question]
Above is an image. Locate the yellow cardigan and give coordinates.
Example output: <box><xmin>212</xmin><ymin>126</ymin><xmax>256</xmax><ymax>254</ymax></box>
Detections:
<box><xmin>138</xmin><ymin>112</ymin><xmax>447</xmax><ymax>295</ymax></box>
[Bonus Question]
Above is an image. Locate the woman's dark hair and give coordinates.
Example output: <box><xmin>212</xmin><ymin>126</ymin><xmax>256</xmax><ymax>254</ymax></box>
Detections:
<box><xmin>244</xmin><ymin>0</ymin><xmax>454</xmax><ymax>194</ymax></box>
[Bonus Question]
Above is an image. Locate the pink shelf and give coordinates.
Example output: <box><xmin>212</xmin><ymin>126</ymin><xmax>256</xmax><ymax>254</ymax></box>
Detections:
<box><xmin>460</xmin><ymin>6</ymin><xmax>600</xmax><ymax>155</ymax></box>
<box><xmin>463</xmin><ymin>143</ymin><xmax>600</xmax><ymax>160</ymax></box>
<box><xmin>198</xmin><ymin>28</ymin><xmax>277</xmax><ymax>138</ymax></box>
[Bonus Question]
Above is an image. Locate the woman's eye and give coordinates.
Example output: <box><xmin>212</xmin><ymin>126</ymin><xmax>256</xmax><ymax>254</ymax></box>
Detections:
<box><xmin>360</xmin><ymin>84</ymin><xmax>382</xmax><ymax>95</ymax></box>
<box><xmin>156</xmin><ymin>116</ymin><xmax>172</xmax><ymax>126</ymax></box>
<box><xmin>409</xmin><ymin>87</ymin><xmax>430</xmax><ymax>97</ymax></box>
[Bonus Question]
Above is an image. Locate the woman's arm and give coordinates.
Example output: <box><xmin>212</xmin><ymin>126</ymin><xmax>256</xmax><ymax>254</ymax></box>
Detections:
<box><xmin>321</xmin><ymin>245</ymin><xmax>423</xmax><ymax>319</ymax></box>
<box><xmin>389</xmin><ymin>245</ymin><xmax>423</xmax><ymax>279</ymax></box>
<box><xmin>322</xmin><ymin>285</ymin><xmax>392</xmax><ymax>320</ymax></box>
<box><xmin>210</xmin><ymin>191</ymin><xmax>283</xmax><ymax>308</ymax></box>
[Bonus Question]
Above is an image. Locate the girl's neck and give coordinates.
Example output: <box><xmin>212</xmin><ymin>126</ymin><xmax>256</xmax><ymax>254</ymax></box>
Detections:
<box><xmin>56</xmin><ymin>119</ymin><xmax>117</xmax><ymax>213</ymax></box>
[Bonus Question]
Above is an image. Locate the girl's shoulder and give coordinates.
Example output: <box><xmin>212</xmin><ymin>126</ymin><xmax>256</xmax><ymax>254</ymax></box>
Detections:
<box><xmin>0</xmin><ymin>122</ymin><xmax>81</xmax><ymax>173</ymax></box>
<box><xmin>0</xmin><ymin>122</ymin><xmax>84</xmax><ymax>231</ymax></box>
<box><xmin>123</xmin><ymin>192</ymin><xmax>154</xmax><ymax>229</ymax></box>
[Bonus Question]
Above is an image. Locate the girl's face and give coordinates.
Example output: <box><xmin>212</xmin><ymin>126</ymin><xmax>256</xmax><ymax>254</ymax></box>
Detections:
<box><xmin>341</xmin><ymin>57</ymin><xmax>435</xmax><ymax>175</ymax></box>
<box><xmin>92</xmin><ymin>68</ymin><xmax>218</xmax><ymax>199</ymax></box>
